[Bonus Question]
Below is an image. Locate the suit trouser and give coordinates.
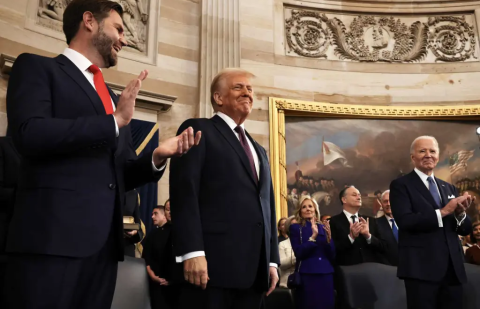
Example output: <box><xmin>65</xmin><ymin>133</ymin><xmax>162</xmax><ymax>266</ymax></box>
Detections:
<box><xmin>2</xmin><ymin>227</ymin><xmax>118</xmax><ymax>309</ymax></box>
<box><xmin>404</xmin><ymin>259</ymin><xmax>462</xmax><ymax>309</ymax></box>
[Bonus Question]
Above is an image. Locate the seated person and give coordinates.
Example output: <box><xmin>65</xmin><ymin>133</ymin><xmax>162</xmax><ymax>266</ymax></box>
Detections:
<box><xmin>465</xmin><ymin>221</ymin><xmax>480</xmax><ymax>265</ymax></box>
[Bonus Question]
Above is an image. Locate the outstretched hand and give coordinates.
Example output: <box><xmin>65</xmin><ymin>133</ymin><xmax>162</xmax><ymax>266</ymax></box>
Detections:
<box><xmin>153</xmin><ymin>127</ymin><xmax>202</xmax><ymax>167</ymax></box>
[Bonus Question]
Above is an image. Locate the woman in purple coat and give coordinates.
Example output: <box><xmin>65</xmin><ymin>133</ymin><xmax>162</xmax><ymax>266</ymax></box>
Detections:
<box><xmin>289</xmin><ymin>196</ymin><xmax>335</xmax><ymax>309</ymax></box>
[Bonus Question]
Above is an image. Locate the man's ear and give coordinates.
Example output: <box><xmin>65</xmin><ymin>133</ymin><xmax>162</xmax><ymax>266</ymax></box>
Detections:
<box><xmin>83</xmin><ymin>11</ymin><xmax>96</xmax><ymax>32</ymax></box>
<box><xmin>213</xmin><ymin>92</ymin><xmax>223</xmax><ymax>108</ymax></box>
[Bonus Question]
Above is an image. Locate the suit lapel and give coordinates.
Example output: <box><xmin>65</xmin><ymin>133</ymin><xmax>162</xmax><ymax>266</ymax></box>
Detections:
<box><xmin>408</xmin><ymin>171</ymin><xmax>438</xmax><ymax>209</ymax></box>
<box><xmin>435</xmin><ymin>177</ymin><xmax>449</xmax><ymax>208</ymax></box>
<box><xmin>211</xmin><ymin>115</ymin><xmax>257</xmax><ymax>186</ymax></box>
<box><xmin>56</xmin><ymin>55</ymin><xmax>106</xmax><ymax>115</ymax></box>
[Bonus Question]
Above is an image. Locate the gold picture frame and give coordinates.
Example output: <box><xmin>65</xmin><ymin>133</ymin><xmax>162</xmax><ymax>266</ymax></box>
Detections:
<box><xmin>268</xmin><ymin>97</ymin><xmax>480</xmax><ymax>218</ymax></box>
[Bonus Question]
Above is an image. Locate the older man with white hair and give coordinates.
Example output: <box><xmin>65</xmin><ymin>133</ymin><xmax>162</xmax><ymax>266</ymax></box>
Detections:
<box><xmin>390</xmin><ymin>135</ymin><xmax>474</xmax><ymax>309</ymax></box>
<box><xmin>375</xmin><ymin>190</ymin><xmax>398</xmax><ymax>266</ymax></box>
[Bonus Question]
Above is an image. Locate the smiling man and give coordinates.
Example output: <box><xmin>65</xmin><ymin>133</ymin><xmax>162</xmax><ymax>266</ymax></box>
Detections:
<box><xmin>170</xmin><ymin>68</ymin><xmax>280</xmax><ymax>309</ymax></box>
<box><xmin>3</xmin><ymin>0</ymin><xmax>201</xmax><ymax>308</ymax></box>
<box><xmin>390</xmin><ymin>135</ymin><xmax>473</xmax><ymax>309</ymax></box>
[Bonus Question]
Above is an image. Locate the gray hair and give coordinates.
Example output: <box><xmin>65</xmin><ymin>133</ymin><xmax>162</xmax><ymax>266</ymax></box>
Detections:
<box><xmin>410</xmin><ymin>136</ymin><xmax>439</xmax><ymax>154</ymax></box>
<box><xmin>380</xmin><ymin>190</ymin><xmax>390</xmax><ymax>200</ymax></box>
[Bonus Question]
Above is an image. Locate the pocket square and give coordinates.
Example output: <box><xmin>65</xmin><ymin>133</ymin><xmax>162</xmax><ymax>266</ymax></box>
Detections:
<box><xmin>448</xmin><ymin>195</ymin><xmax>455</xmax><ymax>199</ymax></box>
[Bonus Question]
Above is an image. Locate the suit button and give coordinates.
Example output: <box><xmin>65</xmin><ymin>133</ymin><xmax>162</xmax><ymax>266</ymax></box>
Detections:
<box><xmin>318</xmin><ymin>257</ymin><xmax>322</xmax><ymax>261</ymax></box>
<box><xmin>109</xmin><ymin>184</ymin><xmax>116</xmax><ymax>190</ymax></box>
<box><xmin>257</xmin><ymin>222</ymin><xmax>262</xmax><ymax>227</ymax></box>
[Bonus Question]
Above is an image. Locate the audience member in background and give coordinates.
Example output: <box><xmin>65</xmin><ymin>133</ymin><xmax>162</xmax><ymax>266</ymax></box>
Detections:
<box><xmin>329</xmin><ymin>186</ymin><xmax>387</xmax><ymax>266</ymax></box>
<box><xmin>290</xmin><ymin>196</ymin><xmax>335</xmax><ymax>309</ymax></box>
<box><xmin>320</xmin><ymin>215</ymin><xmax>331</xmax><ymax>224</ymax></box>
<box><xmin>123</xmin><ymin>189</ymin><xmax>143</xmax><ymax>257</ymax></box>
<box><xmin>462</xmin><ymin>234</ymin><xmax>474</xmax><ymax>253</ymax></box>
<box><xmin>278</xmin><ymin>217</ymin><xmax>288</xmax><ymax>243</ymax></box>
<box><xmin>375</xmin><ymin>190</ymin><xmax>398</xmax><ymax>266</ymax></box>
<box><xmin>279</xmin><ymin>216</ymin><xmax>297</xmax><ymax>288</ymax></box>
<box><xmin>142</xmin><ymin>206</ymin><xmax>182</xmax><ymax>309</ymax></box>
<box><xmin>164</xmin><ymin>199</ymin><xmax>171</xmax><ymax>222</ymax></box>
<box><xmin>465</xmin><ymin>221</ymin><xmax>480</xmax><ymax>265</ymax></box>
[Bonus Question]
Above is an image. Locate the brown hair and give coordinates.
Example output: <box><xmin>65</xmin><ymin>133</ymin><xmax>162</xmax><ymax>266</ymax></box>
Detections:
<box><xmin>471</xmin><ymin>221</ymin><xmax>480</xmax><ymax>243</ymax></box>
<box><xmin>209</xmin><ymin>68</ymin><xmax>255</xmax><ymax>110</ymax></box>
<box><xmin>277</xmin><ymin>217</ymin><xmax>287</xmax><ymax>236</ymax></box>
<box><xmin>294</xmin><ymin>195</ymin><xmax>321</xmax><ymax>226</ymax></box>
<box><xmin>63</xmin><ymin>0</ymin><xmax>123</xmax><ymax>45</ymax></box>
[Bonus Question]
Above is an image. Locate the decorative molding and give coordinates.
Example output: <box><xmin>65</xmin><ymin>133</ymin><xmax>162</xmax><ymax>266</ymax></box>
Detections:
<box><xmin>284</xmin><ymin>8</ymin><xmax>478</xmax><ymax>64</ymax></box>
<box><xmin>0</xmin><ymin>54</ymin><xmax>176</xmax><ymax>113</ymax></box>
<box><xmin>25</xmin><ymin>0</ymin><xmax>159</xmax><ymax>65</ymax></box>
<box><xmin>198</xmin><ymin>0</ymin><xmax>240</xmax><ymax>118</ymax></box>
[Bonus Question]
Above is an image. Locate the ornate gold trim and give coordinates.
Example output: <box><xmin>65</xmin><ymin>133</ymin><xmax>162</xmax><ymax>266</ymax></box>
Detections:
<box><xmin>268</xmin><ymin>97</ymin><xmax>480</xmax><ymax>218</ymax></box>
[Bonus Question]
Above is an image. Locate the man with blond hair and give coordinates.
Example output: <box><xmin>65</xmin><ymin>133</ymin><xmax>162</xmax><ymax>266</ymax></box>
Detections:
<box><xmin>170</xmin><ymin>68</ymin><xmax>280</xmax><ymax>309</ymax></box>
<box><xmin>390</xmin><ymin>135</ymin><xmax>474</xmax><ymax>309</ymax></box>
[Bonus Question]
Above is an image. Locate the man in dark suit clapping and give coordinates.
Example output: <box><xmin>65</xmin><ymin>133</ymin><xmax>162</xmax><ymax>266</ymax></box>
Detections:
<box><xmin>390</xmin><ymin>136</ymin><xmax>473</xmax><ymax>309</ymax></box>
<box><xmin>3</xmin><ymin>1</ymin><xmax>200</xmax><ymax>308</ymax></box>
<box><xmin>170</xmin><ymin>68</ymin><xmax>280</xmax><ymax>309</ymax></box>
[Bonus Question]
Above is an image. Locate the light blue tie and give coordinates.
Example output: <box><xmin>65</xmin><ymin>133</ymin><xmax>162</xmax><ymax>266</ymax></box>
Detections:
<box><xmin>427</xmin><ymin>176</ymin><xmax>441</xmax><ymax>209</ymax></box>
<box><xmin>390</xmin><ymin>218</ymin><xmax>398</xmax><ymax>242</ymax></box>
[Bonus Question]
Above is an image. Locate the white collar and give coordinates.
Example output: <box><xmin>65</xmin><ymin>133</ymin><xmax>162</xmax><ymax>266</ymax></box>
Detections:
<box><xmin>343</xmin><ymin>209</ymin><xmax>359</xmax><ymax>220</ymax></box>
<box><xmin>414</xmin><ymin>168</ymin><xmax>435</xmax><ymax>183</ymax></box>
<box><xmin>63</xmin><ymin>47</ymin><xmax>94</xmax><ymax>73</ymax></box>
<box><xmin>385</xmin><ymin>214</ymin><xmax>394</xmax><ymax>221</ymax></box>
<box><xmin>216</xmin><ymin>112</ymin><xmax>245</xmax><ymax>131</ymax></box>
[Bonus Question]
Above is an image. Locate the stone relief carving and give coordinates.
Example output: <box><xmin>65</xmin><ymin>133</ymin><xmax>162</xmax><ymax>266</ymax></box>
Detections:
<box><xmin>35</xmin><ymin>0</ymin><xmax>149</xmax><ymax>53</ymax></box>
<box><xmin>285</xmin><ymin>8</ymin><xmax>478</xmax><ymax>63</ymax></box>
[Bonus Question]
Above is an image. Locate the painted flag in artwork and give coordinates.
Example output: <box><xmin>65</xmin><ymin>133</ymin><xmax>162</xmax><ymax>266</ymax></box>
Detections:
<box><xmin>449</xmin><ymin>150</ymin><xmax>475</xmax><ymax>174</ymax></box>
<box><xmin>323</xmin><ymin>141</ymin><xmax>350</xmax><ymax>167</ymax></box>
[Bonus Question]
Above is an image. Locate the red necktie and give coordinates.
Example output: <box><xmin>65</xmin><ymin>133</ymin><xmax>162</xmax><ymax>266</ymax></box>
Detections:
<box><xmin>88</xmin><ymin>64</ymin><xmax>114</xmax><ymax>115</ymax></box>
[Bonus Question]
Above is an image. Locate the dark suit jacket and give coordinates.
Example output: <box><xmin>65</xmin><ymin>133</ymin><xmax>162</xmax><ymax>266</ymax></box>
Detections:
<box><xmin>6</xmin><ymin>53</ymin><xmax>163</xmax><ymax>260</ymax></box>
<box><xmin>376</xmin><ymin>216</ymin><xmax>399</xmax><ymax>266</ymax></box>
<box><xmin>169</xmin><ymin>115</ymin><xmax>280</xmax><ymax>290</ymax></box>
<box><xmin>330</xmin><ymin>212</ymin><xmax>388</xmax><ymax>266</ymax></box>
<box><xmin>389</xmin><ymin>170</ymin><xmax>472</xmax><ymax>283</ymax></box>
<box><xmin>289</xmin><ymin>221</ymin><xmax>335</xmax><ymax>274</ymax></box>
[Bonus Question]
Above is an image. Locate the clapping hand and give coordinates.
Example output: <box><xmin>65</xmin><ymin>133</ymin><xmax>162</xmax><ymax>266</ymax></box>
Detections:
<box><xmin>456</xmin><ymin>192</ymin><xmax>475</xmax><ymax>215</ymax></box>
<box><xmin>349</xmin><ymin>222</ymin><xmax>362</xmax><ymax>239</ymax></box>
<box><xmin>152</xmin><ymin>127</ymin><xmax>202</xmax><ymax>167</ymax></box>
<box><xmin>359</xmin><ymin>217</ymin><xmax>371</xmax><ymax>238</ymax></box>
<box><xmin>323</xmin><ymin>220</ymin><xmax>332</xmax><ymax>243</ymax></box>
<box><xmin>311</xmin><ymin>218</ymin><xmax>319</xmax><ymax>240</ymax></box>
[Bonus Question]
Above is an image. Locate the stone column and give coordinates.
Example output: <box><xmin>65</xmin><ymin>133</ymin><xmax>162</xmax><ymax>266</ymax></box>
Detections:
<box><xmin>198</xmin><ymin>0</ymin><xmax>240</xmax><ymax>118</ymax></box>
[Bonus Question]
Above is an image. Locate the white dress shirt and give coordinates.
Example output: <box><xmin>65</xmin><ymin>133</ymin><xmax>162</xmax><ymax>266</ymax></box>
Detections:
<box><xmin>176</xmin><ymin>112</ymin><xmax>277</xmax><ymax>268</ymax></box>
<box><xmin>62</xmin><ymin>48</ymin><xmax>165</xmax><ymax>172</ymax></box>
<box><xmin>343</xmin><ymin>210</ymin><xmax>372</xmax><ymax>244</ymax></box>
<box><xmin>384</xmin><ymin>215</ymin><xmax>398</xmax><ymax>230</ymax></box>
<box><xmin>414</xmin><ymin>168</ymin><xmax>466</xmax><ymax>227</ymax></box>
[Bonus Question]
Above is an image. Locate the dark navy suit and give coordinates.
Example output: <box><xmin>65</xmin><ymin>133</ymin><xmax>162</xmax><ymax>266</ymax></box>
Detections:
<box><xmin>390</xmin><ymin>170</ymin><xmax>472</xmax><ymax>309</ymax></box>
<box><xmin>290</xmin><ymin>221</ymin><xmax>335</xmax><ymax>309</ymax></box>
<box><xmin>3</xmin><ymin>53</ymin><xmax>163</xmax><ymax>309</ymax></box>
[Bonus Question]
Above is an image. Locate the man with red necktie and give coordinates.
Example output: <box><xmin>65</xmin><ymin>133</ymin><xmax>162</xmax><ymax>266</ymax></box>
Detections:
<box><xmin>3</xmin><ymin>1</ymin><xmax>200</xmax><ymax>308</ymax></box>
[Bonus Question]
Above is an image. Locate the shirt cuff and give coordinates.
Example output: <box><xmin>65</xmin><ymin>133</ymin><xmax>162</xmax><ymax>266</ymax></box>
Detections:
<box><xmin>112</xmin><ymin>115</ymin><xmax>119</xmax><ymax>137</ymax></box>
<box><xmin>269</xmin><ymin>263</ymin><xmax>278</xmax><ymax>268</ymax></box>
<box><xmin>348</xmin><ymin>234</ymin><xmax>355</xmax><ymax>244</ymax></box>
<box><xmin>152</xmin><ymin>155</ymin><xmax>166</xmax><ymax>172</ymax></box>
<box><xmin>456</xmin><ymin>212</ymin><xmax>467</xmax><ymax>226</ymax></box>
<box><xmin>435</xmin><ymin>209</ymin><xmax>444</xmax><ymax>228</ymax></box>
<box><xmin>366</xmin><ymin>235</ymin><xmax>372</xmax><ymax>244</ymax></box>
<box><xmin>176</xmin><ymin>251</ymin><xmax>205</xmax><ymax>263</ymax></box>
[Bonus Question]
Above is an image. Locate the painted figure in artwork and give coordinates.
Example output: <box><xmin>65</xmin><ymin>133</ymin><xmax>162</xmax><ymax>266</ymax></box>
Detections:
<box><xmin>113</xmin><ymin>0</ymin><xmax>149</xmax><ymax>51</ymax></box>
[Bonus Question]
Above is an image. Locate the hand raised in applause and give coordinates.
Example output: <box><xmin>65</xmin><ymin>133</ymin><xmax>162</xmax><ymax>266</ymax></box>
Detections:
<box><xmin>359</xmin><ymin>217</ymin><xmax>371</xmax><ymax>239</ymax></box>
<box><xmin>323</xmin><ymin>220</ymin><xmax>332</xmax><ymax>243</ymax></box>
<box><xmin>114</xmin><ymin>70</ymin><xmax>148</xmax><ymax>128</ymax></box>
<box><xmin>310</xmin><ymin>218</ymin><xmax>319</xmax><ymax>240</ymax></box>
<box><xmin>349</xmin><ymin>221</ymin><xmax>362</xmax><ymax>239</ymax></box>
<box><xmin>152</xmin><ymin>127</ymin><xmax>202</xmax><ymax>167</ymax></box>
<box><xmin>440</xmin><ymin>194</ymin><xmax>470</xmax><ymax>217</ymax></box>
<box><xmin>456</xmin><ymin>191</ymin><xmax>475</xmax><ymax>215</ymax></box>
<box><xmin>184</xmin><ymin>256</ymin><xmax>209</xmax><ymax>289</ymax></box>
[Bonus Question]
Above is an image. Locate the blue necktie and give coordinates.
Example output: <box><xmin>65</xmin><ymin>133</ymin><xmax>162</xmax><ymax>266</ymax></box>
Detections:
<box><xmin>390</xmin><ymin>218</ymin><xmax>398</xmax><ymax>242</ymax></box>
<box><xmin>427</xmin><ymin>176</ymin><xmax>441</xmax><ymax>209</ymax></box>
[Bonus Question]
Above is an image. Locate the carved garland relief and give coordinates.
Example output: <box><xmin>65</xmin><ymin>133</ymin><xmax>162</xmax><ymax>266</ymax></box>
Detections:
<box><xmin>284</xmin><ymin>8</ymin><xmax>478</xmax><ymax>63</ymax></box>
<box><xmin>36</xmin><ymin>0</ymin><xmax>149</xmax><ymax>53</ymax></box>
